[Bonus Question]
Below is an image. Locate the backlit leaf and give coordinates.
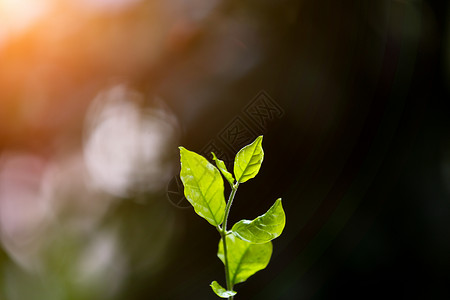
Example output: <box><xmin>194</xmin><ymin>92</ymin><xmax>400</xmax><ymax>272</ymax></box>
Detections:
<box><xmin>218</xmin><ymin>234</ymin><xmax>272</xmax><ymax>285</ymax></box>
<box><xmin>234</xmin><ymin>136</ymin><xmax>264</xmax><ymax>183</ymax></box>
<box><xmin>232</xmin><ymin>199</ymin><xmax>285</xmax><ymax>244</ymax></box>
<box><xmin>210</xmin><ymin>281</ymin><xmax>237</xmax><ymax>298</ymax></box>
<box><xmin>179</xmin><ymin>147</ymin><xmax>226</xmax><ymax>226</ymax></box>
<box><xmin>212</xmin><ymin>152</ymin><xmax>235</xmax><ymax>187</ymax></box>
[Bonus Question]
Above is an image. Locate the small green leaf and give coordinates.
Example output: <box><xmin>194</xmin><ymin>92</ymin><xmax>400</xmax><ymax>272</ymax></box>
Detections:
<box><xmin>212</xmin><ymin>152</ymin><xmax>235</xmax><ymax>186</ymax></box>
<box><xmin>210</xmin><ymin>281</ymin><xmax>237</xmax><ymax>298</ymax></box>
<box><xmin>218</xmin><ymin>234</ymin><xmax>272</xmax><ymax>285</ymax></box>
<box><xmin>232</xmin><ymin>199</ymin><xmax>285</xmax><ymax>244</ymax></box>
<box><xmin>234</xmin><ymin>136</ymin><xmax>264</xmax><ymax>183</ymax></box>
<box><xmin>179</xmin><ymin>147</ymin><xmax>226</xmax><ymax>226</ymax></box>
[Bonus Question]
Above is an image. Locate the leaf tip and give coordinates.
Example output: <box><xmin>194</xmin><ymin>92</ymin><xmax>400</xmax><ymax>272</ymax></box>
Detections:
<box><xmin>254</xmin><ymin>135</ymin><xmax>263</xmax><ymax>146</ymax></box>
<box><xmin>276</xmin><ymin>198</ymin><xmax>285</xmax><ymax>213</ymax></box>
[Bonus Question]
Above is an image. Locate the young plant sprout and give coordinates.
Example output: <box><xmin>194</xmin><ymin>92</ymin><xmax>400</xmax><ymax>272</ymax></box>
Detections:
<box><xmin>179</xmin><ymin>136</ymin><xmax>286</xmax><ymax>299</ymax></box>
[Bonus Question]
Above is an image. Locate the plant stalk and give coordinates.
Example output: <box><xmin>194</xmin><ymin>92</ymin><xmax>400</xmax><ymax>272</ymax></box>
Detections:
<box><xmin>221</xmin><ymin>182</ymin><xmax>239</xmax><ymax>299</ymax></box>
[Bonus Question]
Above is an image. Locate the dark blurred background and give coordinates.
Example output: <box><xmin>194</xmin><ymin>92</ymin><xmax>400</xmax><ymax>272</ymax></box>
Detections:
<box><xmin>0</xmin><ymin>0</ymin><xmax>449</xmax><ymax>299</ymax></box>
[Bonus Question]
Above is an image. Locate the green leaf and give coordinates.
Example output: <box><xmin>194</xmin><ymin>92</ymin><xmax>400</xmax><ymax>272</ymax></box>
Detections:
<box><xmin>234</xmin><ymin>136</ymin><xmax>264</xmax><ymax>183</ymax></box>
<box><xmin>210</xmin><ymin>281</ymin><xmax>237</xmax><ymax>298</ymax></box>
<box><xmin>179</xmin><ymin>147</ymin><xmax>226</xmax><ymax>226</ymax></box>
<box><xmin>218</xmin><ymin>234</ymin><xmax>272</xmax><ymax>285</ymax></box>
<box><xmin>231</xmin><ymin>199</ymin><xmax>285</xmax><ymax>244</ymax></box>
<box><xmin>212</xmin><ymin>152</ymin><xmax>235</xmax><ymax>186</ymax></box>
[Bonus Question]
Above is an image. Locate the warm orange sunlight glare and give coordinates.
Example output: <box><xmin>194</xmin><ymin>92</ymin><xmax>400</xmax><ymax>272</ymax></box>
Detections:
<box><xmin>0</xmin><ymin>0</ymin><xmax>144</xmax><ymax>44</ymax></box>
<box><xmin>0</xmin><ymin>0</ymin><xmax>50</xmax><ymax>43</ymax></box>
<box><xmin>0</xmin><ymin>0</ymin><xmax>165</xmax><ymax>148</ymax></box>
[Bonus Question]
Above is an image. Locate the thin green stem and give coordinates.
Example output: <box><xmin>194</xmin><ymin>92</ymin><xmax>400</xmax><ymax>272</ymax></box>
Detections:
<box><xmin>221</xmin><ymin>182</ymin><xmax>239</xmax><ymax>299</ymax></box>
<box><xmin>223</xmin><ymin>183</ymin><xmax>239</xmax><ymax>233</ymax></box>
<box><xmin>220</xmin><ymin>230</ymin><xmax>231</xmax><ymax>294</ymax></box>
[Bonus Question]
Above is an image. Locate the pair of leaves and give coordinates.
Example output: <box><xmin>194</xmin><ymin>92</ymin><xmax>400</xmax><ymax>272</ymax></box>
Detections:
<box><xmin>214</xmin><ymin>199</ymin><xmax>285</xmax><ymax>294</ymax></box>
<box><xmin>212</xmin><ymin>135</ymin><xmax>264</xmax><ymax>186</ymax></box>
<box><xmin>179</xmin><ymin>136</ymin><xmax>265</xmax><ymax>226</ymax></box>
